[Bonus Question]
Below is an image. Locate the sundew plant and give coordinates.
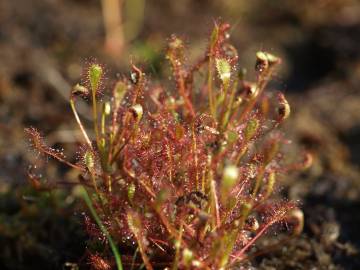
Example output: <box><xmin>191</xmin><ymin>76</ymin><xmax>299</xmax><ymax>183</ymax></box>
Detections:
<box><xmin>26</xmin><ymin>22</ymin><xmax>311</xmax><ymax>270</ymax></box>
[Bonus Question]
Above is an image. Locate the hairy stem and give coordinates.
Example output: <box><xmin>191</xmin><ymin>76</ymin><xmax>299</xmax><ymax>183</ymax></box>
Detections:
<box><xmin>79</xmin><ymin>186</ymin><xmax>123</xmax><ymax>270</ymax></box>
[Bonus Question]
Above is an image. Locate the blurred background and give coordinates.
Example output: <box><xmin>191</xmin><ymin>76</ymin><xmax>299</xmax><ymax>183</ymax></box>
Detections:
<box><xmin>0</xmin><ymin>0</ymin><xmax>360</xmax><ymax>269</ymax></box>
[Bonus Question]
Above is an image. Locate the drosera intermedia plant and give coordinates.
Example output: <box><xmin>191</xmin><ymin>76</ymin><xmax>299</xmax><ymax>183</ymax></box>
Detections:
<box><xmin>25</xmin><ymin>22</ymin><xmax>312</xmax><ymax>269</ymax></box>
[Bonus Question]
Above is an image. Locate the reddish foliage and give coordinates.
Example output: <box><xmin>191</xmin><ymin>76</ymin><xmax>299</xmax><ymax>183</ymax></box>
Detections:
<box><xmin>26</xmin><ymin>22</ymin><xmax>310</xmax><ymax>269</ymax></box>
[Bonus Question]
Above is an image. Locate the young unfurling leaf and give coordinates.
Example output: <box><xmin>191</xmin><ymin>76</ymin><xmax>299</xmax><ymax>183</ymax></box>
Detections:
<box><xmin>216</xmin><ymin>58</ymin><xmax>231</xmax><ymax>85</ymax></box>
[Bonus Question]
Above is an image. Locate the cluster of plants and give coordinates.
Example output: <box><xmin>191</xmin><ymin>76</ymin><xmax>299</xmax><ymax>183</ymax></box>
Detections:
<box><xmin>26</xmin><ymin>22</ymin><xmax>311</xmax><ymax>269</ymax></box>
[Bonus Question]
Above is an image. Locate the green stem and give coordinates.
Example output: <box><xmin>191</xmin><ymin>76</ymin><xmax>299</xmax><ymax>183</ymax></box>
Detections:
<box><xmin>221</xmin><ymin>80</ymin><xmax>238</xmax><ymax>131</ymax></box>
<box><xmin>92</xmin><ymin>89</ymin><xmax>100</xmax><ymax>145</ymax></box>
<box><xmin>70</xmin><ymin>98</ymin><xmax>92</xmax><ymax>147</ymax></box>
<box><xmin>207</xmin><ymin>57</ymin><xmax>216</xmax><ymax>117</ymax></box>
<box><xmin>80</xmin><ymin>187</ymin><xmax>123</xmax><ymax>270</ymax></box>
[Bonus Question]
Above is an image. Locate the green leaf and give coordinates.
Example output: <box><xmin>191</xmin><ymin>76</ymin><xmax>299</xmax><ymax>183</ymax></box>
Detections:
<box><xmin>215</xmin><ymin>58</ymin><xmax>231</xmax><ymax>85</ymax></box>
<box><xmin>89</xmin><ymin>64</ymin><xmax>103</xmax><ymax>93</ymax></box>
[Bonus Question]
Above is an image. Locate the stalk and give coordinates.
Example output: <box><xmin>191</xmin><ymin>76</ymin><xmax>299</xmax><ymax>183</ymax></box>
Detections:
<box><xmin>70</xmin><ymin>98</ymin><xmax>92</xmax><ymax>147</ymax></box>
<box><xmin>75</xmin><ymin>186</ymin><xmax>123</xmax><ymax>270</ymax></box>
